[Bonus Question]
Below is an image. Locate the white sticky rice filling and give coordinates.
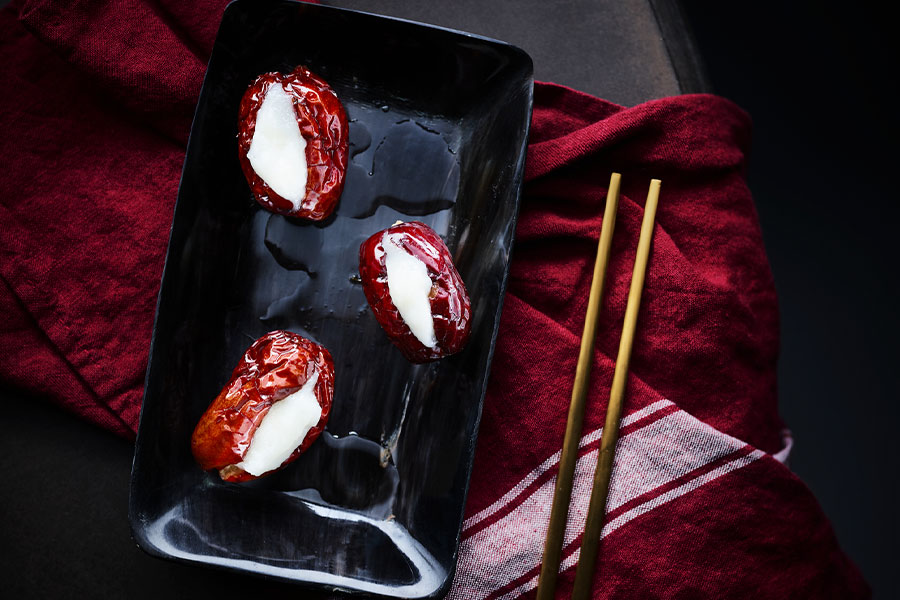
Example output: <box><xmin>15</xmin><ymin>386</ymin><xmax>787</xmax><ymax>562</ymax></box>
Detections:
<box><xmin>237</xmin><ymin>372</ymin><xmax>321</xmax><ymax>476</ymax></box>
<box><xmin>383</xmin><ymin>234</ymin><xmax>438</xmax><ymax>349</ymax></box>
<box><xmin>247</xmin><ymin>84</ymin><xmax>308</xmax><ymax>209</ymax></box>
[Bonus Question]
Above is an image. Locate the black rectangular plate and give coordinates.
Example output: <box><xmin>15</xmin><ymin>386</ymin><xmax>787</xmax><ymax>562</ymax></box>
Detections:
<box><xmin>129</xmin><ymin>1</ymin><xmax>533</xmax><ymax>597</ymax></box>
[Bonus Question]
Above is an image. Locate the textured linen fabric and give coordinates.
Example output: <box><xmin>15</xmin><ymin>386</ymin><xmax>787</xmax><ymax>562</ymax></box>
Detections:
<box><xmin>0</xmin><ymin>0</ymin><xmax>869</xmax><ymax>597</ymax></box>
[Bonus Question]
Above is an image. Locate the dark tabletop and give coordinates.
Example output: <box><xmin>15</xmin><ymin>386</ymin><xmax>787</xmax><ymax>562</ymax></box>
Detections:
<box><xmin>2</xmin><ymin>0</ymin><xmax>895</xmax><ymax>597</ymax></box>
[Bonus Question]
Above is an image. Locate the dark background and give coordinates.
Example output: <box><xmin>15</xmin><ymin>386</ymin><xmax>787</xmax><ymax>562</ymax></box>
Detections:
<box><xmin>680</xmin><ymin>3</ymin><xmax>897</xmax><ymax>597</ymax></box>
<box><xmin>1</xmin><ymin>0</ymin><xmax>895</xmax><ymax>597</ymax></box>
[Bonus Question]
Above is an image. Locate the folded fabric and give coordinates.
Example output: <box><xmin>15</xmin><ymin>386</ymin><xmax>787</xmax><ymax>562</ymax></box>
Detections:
<box><xmin>0</xmin><ymin>0</ymin><xmax>869</xmax><ymax>597</ymax></box>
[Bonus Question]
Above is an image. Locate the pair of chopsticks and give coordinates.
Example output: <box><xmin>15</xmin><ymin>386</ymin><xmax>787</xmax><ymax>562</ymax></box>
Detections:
<box><xmin>536</xmin><ymin>173</ymin><xmax>661</xmax><ymax>600</ymax></box>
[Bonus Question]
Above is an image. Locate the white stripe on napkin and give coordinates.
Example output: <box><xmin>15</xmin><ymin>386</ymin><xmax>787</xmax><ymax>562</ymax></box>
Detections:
<box><xmin>447</xmin><ymin>402</ymin><xmax>767</xmax><ymax>600</ymax></box>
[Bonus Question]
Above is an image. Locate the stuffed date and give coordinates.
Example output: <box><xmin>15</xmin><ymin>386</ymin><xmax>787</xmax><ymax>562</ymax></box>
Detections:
<box><xmin>191</xmin><ymin>330</ymin><xmax>334</xmax><ymax>482</ymax></box>
<box><xmin>238</xmin><ymin>65</ymin><xmax>348</xmax><ymax>221</ymax></box>
<box><xmin>359</xmin><ymin>221</ymin><xmax>471</xmax><ymax>363</ymax></box>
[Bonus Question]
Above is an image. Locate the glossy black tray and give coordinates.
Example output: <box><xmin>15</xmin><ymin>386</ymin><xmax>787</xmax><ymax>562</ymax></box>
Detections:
<box><xmin>128</xmin><ymin>0</ymin><xmax>533</xmax><ymax>597</ymax></box>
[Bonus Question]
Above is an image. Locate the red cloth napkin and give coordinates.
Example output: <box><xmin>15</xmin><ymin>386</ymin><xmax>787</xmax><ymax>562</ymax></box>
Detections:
<box><xmin>0</xmin><ymin>1</ymin><xmax>869</xmax><ymax>597</ymax></box>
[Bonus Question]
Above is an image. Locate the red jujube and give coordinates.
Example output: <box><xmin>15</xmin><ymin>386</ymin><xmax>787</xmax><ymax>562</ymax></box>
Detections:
<box><xmin>191</xmin><ymin>330</ymin><xmax>335</xmax><ymax>482</ymax></box>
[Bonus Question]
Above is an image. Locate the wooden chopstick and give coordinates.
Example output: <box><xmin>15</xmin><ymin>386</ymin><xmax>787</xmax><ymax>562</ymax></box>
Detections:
<box><xmin>535</xmin><ymin>173</ymin><xmax>622</xmax><ymax>600</ymax></box>
<box><xmin>571</xmin><ymin>179</ymin><xmax>661</xmax><ymax>600</ymax></box>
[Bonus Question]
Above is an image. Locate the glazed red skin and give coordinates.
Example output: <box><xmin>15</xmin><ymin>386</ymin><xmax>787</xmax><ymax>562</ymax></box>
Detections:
<box><xmin>359</xmin><ymin>221</ymin><xmax>472</xmax><ymax>363</ymax></box>
<box><xmin>237</xmin><ymin>66</ymin><xmax>349</xmax><ymax>221</ymax></box>
<box><xmin>190</xmin><ymin>330</ymin><xmax>335</xmax><ymax>482</ymax></box>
